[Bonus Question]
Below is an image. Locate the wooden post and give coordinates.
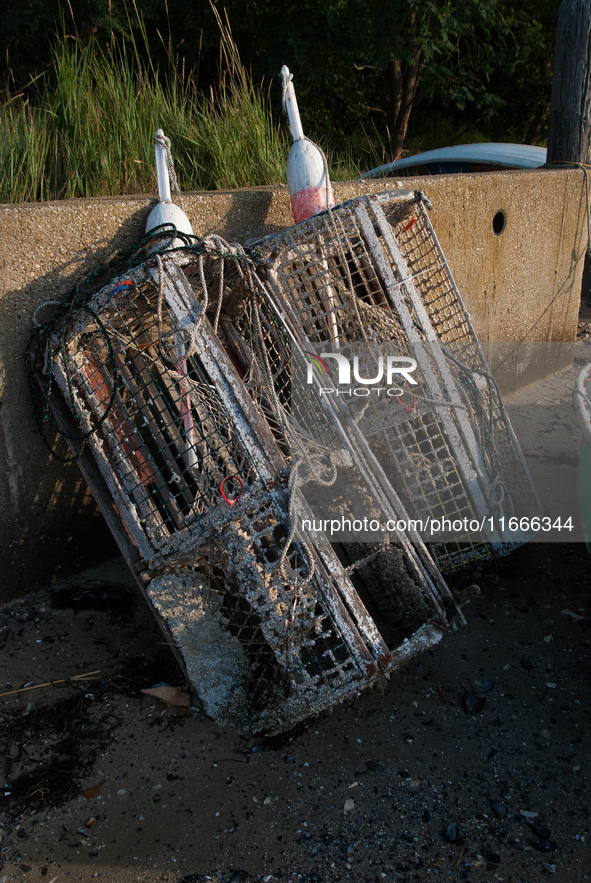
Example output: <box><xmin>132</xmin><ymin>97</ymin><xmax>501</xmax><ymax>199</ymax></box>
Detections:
<box><xmin>547</xmin><ymin>0</ymin><xmax>591</xmax><ymax>165</ymax></box>
<box><xmin>547</xmin><ymin>0</ymin><xmax>591</xmax><ymax>307</ymax></box>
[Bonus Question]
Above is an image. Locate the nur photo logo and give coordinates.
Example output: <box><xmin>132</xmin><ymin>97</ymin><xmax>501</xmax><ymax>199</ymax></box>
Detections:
<box><xmin>304</xmin><ymin>351</ymin><xmax>418</xmax><ymax>396</ymax></box>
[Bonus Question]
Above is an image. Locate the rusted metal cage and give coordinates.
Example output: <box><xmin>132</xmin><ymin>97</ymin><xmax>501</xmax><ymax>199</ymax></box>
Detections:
<box><xmin>219</xmin><ymin>274</ymin><xmax>461</xmax><ymax>607</ymax></box>
<box><xmin>248</xmin><ymin>189</ymin><xmax>542</xmax><ymax>571</ymax></box>
<box><xmin>33</xmin><ymin>249</ymin><xmax>455</xmax><ymax>733</ymax></box>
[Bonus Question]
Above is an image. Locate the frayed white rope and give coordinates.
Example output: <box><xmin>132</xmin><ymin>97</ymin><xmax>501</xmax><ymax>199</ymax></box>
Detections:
<box><xmin>154</xmin><ymin>131</ymin><xmax>185</xmax><ymax>214</ymax></box>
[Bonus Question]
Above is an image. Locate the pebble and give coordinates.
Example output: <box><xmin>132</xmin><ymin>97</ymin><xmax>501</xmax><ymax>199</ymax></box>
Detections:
<box><xmin>561</xmin><ymin>608</ymin><xmax>584</xmax><ymax>621</ymax></box>
<box><xmin>344</xmin><ymin>798</ymin><xmax>355</xmax><ymax>814</ymax></box>
<box><xmin>176</xmin><ymin>873</ymin><xmax>218</xmax><ymax>882</ymax></box>
<box><xmin>520</xmin><ymin>656</ymin><xmax>533</xmax><ymax>671</ymax></box>
<box><xmin>462</xmin><ymin>690</ymin><xmax>485</xmax><ymax>715</ymax></box>
<box><xmin>490</xmin><ymin>800</ymin><xmax>507</xmax><ymax>819</ymax></box>
<box><xmin>442</xmin><ymin>821</ymin><xmax>458</xmax><ymax>842</ymax></box>
<box><xmin>366</xmin><ymin>761</ymin><xmax>386</xmax><ymax>773</ymax></box>
<box><xmin>520</xmin><ymin>809</ymin><xmax>538</xmax><ymax>818</ymax></box>
<box><xmin>531</xmin><ymin>839</ymin><xmax>551</xmax><ymax>852</ymax></box>
<box><xmin>527</xmin><ymin>820</ymin><xmax>551</xmax><ymax>841</ymax></box>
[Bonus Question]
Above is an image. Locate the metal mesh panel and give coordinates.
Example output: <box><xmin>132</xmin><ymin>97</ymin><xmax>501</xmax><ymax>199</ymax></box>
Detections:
<box><xmin>59</xmin><ymin>278</ymin><xmax>257</xmax><ymax>546</ymax></box>
<box><xmin>381</xmin><ymin>198</ymin><xmax>473</xmax><ymax>344</ymax></box>
<box><xmin>225</xmin><ymin>291</ymin><xmax>346</xmax><ymax>461</ymax></box>
<box><xmin>379</xmin><ymin>195</ymin><xmax>540</xmax><ymax>530</ymax></box>
<box><xmin>218</xmin><ymin>499</ymin><xmax>361</xmax><ymax>679</ymax></box>
<box><xmin>48</xmin><ymin>253</ymin><xmax>450</xmax><ymax>733</ymax></box>
<box><xmin>229</xmin><ymin>280</ymin><xmax>489</xmax><ymax>567</ymax></box>
<box><xmin>364</xmin><ymin>407</ymin><xmax>475</xmax><ymax>521</ymax></box>
<box><xmin>254</xmin><ymin>191</ymin><xmax>541</xmax><ymax>571</ymax></box>
<box><xmin>265</xmin><ymin>210</ymin><xmax>407</xmax><ymax>346</ymax></box>
<box><xmin>211</xmin><ymin>269</ymin><xmax>458</xmax><ymax>642</ymax></box>
<box><xmin>151</xmin><ymin>494</ymin><xmax>367</xmax><ymax>733</ymax></box>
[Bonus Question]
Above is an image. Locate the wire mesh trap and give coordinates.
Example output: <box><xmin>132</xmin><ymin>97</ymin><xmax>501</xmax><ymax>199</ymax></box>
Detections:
<box><xmin>28</xmin><ymin>244</ymin><xmax>453</xmax><ymax>733</ymax></box>
<box><xmin>249</xmin><ymin>189</ymin><xmax>542</xmax><ymax>571</ymax></box>
<box><xmin>218</xmin><ymin>269</ymin><xmax>461</xmax><ymax>621</ymax></box>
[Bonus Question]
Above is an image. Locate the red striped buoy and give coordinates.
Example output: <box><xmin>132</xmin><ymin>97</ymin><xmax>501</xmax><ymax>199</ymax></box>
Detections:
<box><xmin>281</xmin><ymin>66</ymin><xmax>335</xmax><ymax>224</ymax></box>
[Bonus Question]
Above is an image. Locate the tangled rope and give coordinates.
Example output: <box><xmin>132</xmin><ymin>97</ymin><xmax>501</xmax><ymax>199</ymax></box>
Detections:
<box><xmin>248</xmin><ymin>286</ymin><xmax>343</xmax><ymax>589</ymax></box>
<box><xmin>25</xmin><ymin>223</ymin><xmax>325</xmax><ymax>593</ymax></box>
<box><xmin>154</xmin><ymin>131</ymin><xmax>185</xmax><ymax>214</ymax></box>
<box><xmin>25</xmin><ymin>228</ymin><xmax>255</xmax><ymax>461</ymax></box>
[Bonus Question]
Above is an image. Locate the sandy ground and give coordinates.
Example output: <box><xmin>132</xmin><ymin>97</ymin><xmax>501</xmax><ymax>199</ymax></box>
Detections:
<box><xmin>1</xmin><ymin>338</ymin><xmax>591</xmax><ymax>883</ymax></box>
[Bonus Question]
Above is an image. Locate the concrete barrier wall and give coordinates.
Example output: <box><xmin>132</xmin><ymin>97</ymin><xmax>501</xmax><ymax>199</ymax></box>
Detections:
<box><xmin>0</xmin><ymin>168</ymin><xmax>586</xmax><ymax>600</ymax></box>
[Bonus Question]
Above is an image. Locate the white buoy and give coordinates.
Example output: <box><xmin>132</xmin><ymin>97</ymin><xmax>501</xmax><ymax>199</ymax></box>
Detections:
<box><xmin>145</xmin><ymin>129</ymin><xmax>194</xmax><ymax>242</ymax></box>
<box><xmin>281</xmin><ymin>66</ymin><xmax>335</xmax><ymax>224</ymax></box>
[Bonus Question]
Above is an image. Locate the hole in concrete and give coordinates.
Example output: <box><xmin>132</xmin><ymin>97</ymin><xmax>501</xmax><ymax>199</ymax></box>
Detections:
<box><xmin>493</xmin><ymin>210</ymin><xmax>506</xmax><ymax>235</ymax></box>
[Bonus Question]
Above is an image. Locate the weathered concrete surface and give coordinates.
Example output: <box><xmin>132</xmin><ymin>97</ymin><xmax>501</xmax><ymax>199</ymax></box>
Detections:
<box><xmin>423</xmin><ymin>171</ymin><xmax>585</xmax><ymax>343</ymax></box>
<box><xmin>0</xmin><ymin>169</ymin><xmax>586</xmax><ymax>600</ymax></box>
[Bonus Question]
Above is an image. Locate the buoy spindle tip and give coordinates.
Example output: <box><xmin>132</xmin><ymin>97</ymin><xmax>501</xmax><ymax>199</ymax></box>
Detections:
<box><xmin>154</xmin><ymin>129</ymin><xmax>172</xmax><ymax>203</ymax></box>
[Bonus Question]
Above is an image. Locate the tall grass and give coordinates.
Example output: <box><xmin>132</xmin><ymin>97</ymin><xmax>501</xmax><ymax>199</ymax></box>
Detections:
<box><xmin>1</xmin><ymin>13</ymin><xmax>330</xmax><ymax>204</ymax></box>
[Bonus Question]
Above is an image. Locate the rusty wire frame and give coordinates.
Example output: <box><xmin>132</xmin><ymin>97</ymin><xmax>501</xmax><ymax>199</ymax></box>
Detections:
<box><xmin>222</xmin><ymin>275</ymin><xmax>461</xmax><ymax>611</ymax></box>
<box><xmin>47</xmin><ymin>253</ymin><xmax>452</xmax><ymax>733</ymax></box>
<box><xmin>250</xmin><ymin>189</ymin><xmax>541</xmax><ymax>571</ymax></box>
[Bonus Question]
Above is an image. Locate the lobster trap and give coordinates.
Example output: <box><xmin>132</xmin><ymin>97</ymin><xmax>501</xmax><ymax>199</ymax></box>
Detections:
<box><xmin>29</xmin><ymin>246</ymin><xmax>456</xmax><ymax>733</ymax></box>
<box><xmin>248</xmin><ymin>189</ymin><xmax>542</xmax><ymax>571</ymax></box>
<box><xmin>219</xmin><ymin>270</ymin><xmax>459</xmax><ymax>615</ymax></box>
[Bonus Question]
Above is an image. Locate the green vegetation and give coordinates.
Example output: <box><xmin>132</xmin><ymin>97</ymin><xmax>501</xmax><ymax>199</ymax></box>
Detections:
<box><xmin>0</xmin><ymin>18</ymin><xmax>300</xmax><ymax>203</ymax></box>
<box><xmin>0</xmin><ymin>0</ymin><xmax>560</xmax><ymax>203</ymax></box>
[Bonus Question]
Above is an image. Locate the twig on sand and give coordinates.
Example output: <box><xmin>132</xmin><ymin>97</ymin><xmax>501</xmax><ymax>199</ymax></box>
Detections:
<box><xmin>0</xmin><ymin>670</ymin><xmax>101</xmax><ymax>697</ymax></box>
